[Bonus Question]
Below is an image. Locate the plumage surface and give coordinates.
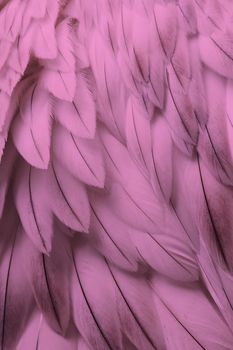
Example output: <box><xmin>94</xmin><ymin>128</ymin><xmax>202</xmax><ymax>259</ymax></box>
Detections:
<box><xmin>0</xmin><ymin>0</ymin><xmax>233</xmax><ymax>349</ymax></box>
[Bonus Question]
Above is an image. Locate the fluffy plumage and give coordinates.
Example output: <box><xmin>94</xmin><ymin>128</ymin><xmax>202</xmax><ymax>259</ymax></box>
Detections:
<box><xmin>0</xmin><ymin>0</ymin><xmax>233</xmax><ymax>349</ymax></box>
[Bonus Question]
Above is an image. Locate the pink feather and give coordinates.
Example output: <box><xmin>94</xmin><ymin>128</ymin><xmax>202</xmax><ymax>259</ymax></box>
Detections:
<box><xmin>14</xmin><ymin>163</ymin><xmax>53</xmax><ymax>254</ymax></box>
<box><xmin>53</xmin><ymin>123</ymin><xmax>105</xmax><ymax>187</ymax></box>
<box><xmin>0</xmin><ymin>1</ymin><xmax>232</xmax><ymax>348</ymax></box>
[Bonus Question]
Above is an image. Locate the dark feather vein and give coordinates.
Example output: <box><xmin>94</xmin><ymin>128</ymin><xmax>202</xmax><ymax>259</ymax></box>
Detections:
<box><xmin>205</xmin><ymin>126</ymin><xmax>231</xmax><ymax>182</ymax></box>
<box><xmin>101</xmin><ymin>141</ymin><xmax>121</xmax><ymax>175</ymax></box>
<box><xmin>169</xmin><ymin>199</ymin><xmax>193</xmax><ymax>244</ymax></box>
<box><xmin>133</xmin><ymin>47</ymin><xmax>148</xmax><ymax>83</ymax></box>
<box><xmin>58</xmin><ymin>71</ymin><xmax>71</xmax><ymax>97</ymax></box>
<box><xmin>131</xmin><ymin>105</ymin><xmax>148</xmax><ymax>169</ymax></box>
<box><xmin>197</xmin><ymin>156</ymin><xmax>228</xmax><ymax>267</ymax></box>
<box><xmin>153</xmin><ymin>11</ymin><xmax>167</xmax><ymax>57</ymax></box>
<box><xmin>148</xmin><ymin>62</ymin><xmax>161</xmax><ymax>105</ymax></box>
<box><xmin>130</xmin><ymin>70</ymin><xmax>139</xmax><ymax>92</ymax></box>
<box><xmin>123</xmin><ymin>187</ymin><xmax>156</xmax><ymax>224</ymax></box>
<box><xmin>141</xmin><ymin>94</ymin><xmax>149</xmax><ymax>114</ymax></box>
<box><xmin>72</xmin><ymin>102</ymin><xmax>90</xmax><ymax>133</ymax></box>
<box><xmin>58</xmin><ymin>47</ymin><xmax>70</xmax><ymax>68</ymax></box>
<box><xmin>52</xmin><ymin>163</ymin><xmax>85</xmax><ymax>229</ymax></box>
<box><xmin>70</xmin><ymin>133</ymin><xmax>99</xmax><ymax>181</ymax></box>
<box><xmin>227</xmin><ymin>113</ymin><xmax>233</xmax><ymax>128</ymax></box>
<box><xmin>147</xmin><ymin>232</ymin><xmax>193</xmax><ymax>276</ymax></box>
<box><xmin>151</xmin><ymin>144</ymin><xmax>166</xmax><ymax>200</ymax></box>
<box><xmin>90</xmin><ymin>204</ymin><xmax>132</xmax><ymax>264</ymax></box>
<box><xmin>150</xmin><ymin>284</ymin><xmax>207</xmax><ymax>350</ymax></box>
<box><xmin>102</xmin><ymin>142</ymin><xmax>156</xmax><ymax>224</ymax></box>
<box><xmin>16</xmin><ymin>36</ymin><xmax>22</xmax><ymax>69</ymax></box>
<box><xmin>107</xmin><ymin>23</ymin><xmax>114</xmax><ymax>53</ymax></box>
<box><xmin>72</xmin><ymin>252</ymin><xmax>114</xmax><ymax>350</ymax></box>
<box><xmin>103</xmin><ymin>62</ymin><xmax>122</xmax><ymax>137</ymax></box>
<box><xmin>28</xmin><ymin>167</ymin><xmax>47</xmax><ymax>252</ymax></box>
<box><xmin>35</xmin><ymin>332</ymin><xmax>40</xmax><ymax>350</ymax></box>
<box><xmin>170</xmin><ymin>59</ymin><xmax>184</xmax><ymax>90</ymax></box>
<box><xmin>177</xmin><ymin>4</ymin><xmax>192</xmax><ymax>28</ymax></box>
<box><xmin>1</xmin><ymin>228</ymin><xmax>17</xmax><ymax>350</ymax></box>
<box><xmin>42</xmin><ymin>255</ymin><xmax>62</xmax><ymax>330</ymax></box>
<box><xmin>199</xmin><ymin>260</ymin><xmax>233</xmax><ymax>314</ymax></box>
<box><xmin>30</xmin><ymin>129</ymin><xmax>44</xmax><ymax>162</ymax></box>
<box><xmin>106</xmin><ymin>261</ymin><xmax>158</xmax><ymax>350</ymax></box>
<box><xmin>166</xmin><ymin>70</ymin><xmax>193</xmax><ymax>141</ymax></box>
<box><xmin>136</xmin><ymin>247</ymin><xmax>149</xmax><ymax>267</ymax></box>
<box><xmin>194</xmin><ymin>0</ymin><xmax>220</xmax><ymax>30</ymax></box>
<box><xmin>30</xmin><ymin>84</ymin><xmax>37</xmax><ymax>120</ymax></box>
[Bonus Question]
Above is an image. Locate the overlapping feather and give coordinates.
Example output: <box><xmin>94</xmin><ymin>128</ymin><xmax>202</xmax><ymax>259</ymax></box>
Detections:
<box><xmin>0</xmin><ymin>0</ymin><xmax>232</xmax><ymax>349</ymax></box>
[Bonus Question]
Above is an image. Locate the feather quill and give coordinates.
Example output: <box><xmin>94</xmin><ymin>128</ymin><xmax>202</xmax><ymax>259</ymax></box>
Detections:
<box><xmin>22</xmin><ymin>230</ymin><xmax>71</xmax><ymax>335</ymax></box>
<box><xmin>152</xmin><ymin>275</ymin><xmax>233</xmax><ymax>350</ymax></box>
<box><xmin>14</xmin><ymin>163</ymin><xmax>53</xmax><ymax>254</ymax></box>
<box><xmin>53</xmin><ymin>123</ymin><xmax>105</xmax><ymax>188</ymax></box>
<box><xmin>71</xmin><ymin>239</ymin><xmax>122</xmax><ymax>350</ymax></box>
<box><xmin>48</xmin><ymin>159</ymin><xmax>90</xmax><ymax>233</ymax></box>
<box><xmin>0</xmin><ymin>216</ymin><xmax>34</xmax><ymax>350</ymax></box>
<box><xmin>53</xmin><ymin>72</ymin><xmax>96</xmax><ymax>139</ymax></box>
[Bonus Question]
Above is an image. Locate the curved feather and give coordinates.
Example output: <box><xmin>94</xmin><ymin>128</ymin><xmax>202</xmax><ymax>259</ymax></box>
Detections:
<box><xmin>17</xmin><ymin>312</ymin><xmax>77</xmax><ymax>350</ymax></box>
<box><xmin>108</xmin><ymin>264</ymin><xmax>164</xmax><ymax>350</ymax></box>
<box><xmin>53</xmin><ymin>72</ymin><xmax>96</xmax><ymax>139</ymax></box>
<box><xmin>39</xmin><ymin>69</ymin><xmax>76</xmax><ymax>102</ymax></box>
<box><xmin>13</xmin><ymin>162</ymin><xmax>53</xmax><ymax>254</ymax></box>
<box><xmin>7</xmin><ymin>33</ymin><xmax>32</xmax><ymax>74</ymax></box>
<box><xmin>151</xmin><ymin>117</ymin><xmax>173</xmax><ymax>202</ymax></box>
<box><xmin>45</xmin><ymin>18</ymin><xmax>75</xmax><ymax>73</ymax></box>
<box><xmin>71</xmin><ymin>239</ymin><xmax>123</xmax><ymax>350</ymax></box>
<box><xmin>12</xmin><ymin>110</ymin><xmax>52</xmax><ymax>170</ymax></box>
<box><xmin>0</xmin><ymin>0</ymin><xmax>22</xmax><ymax>42</ymax></box>
<box><xmin>100</xmin><ymin>126</ymin><xmax>164</xmax><ymax>232</ymax></box>
<box><xmin>11</xmin><ymin>81</ymin><xmax>52</xmax><ymax>169</ymax></box>
<box><xmin>131</xmin><ymin>228</ymin><xmax>198</xmax><ymax>282</ymax></box>
<box><xmin>22</xmin><ymin>230</ymin><xmax>71</xmax><ymax>335</ymax></box>
<box><xmin>31</xmin><ymin>2</ymin><xmax>58</xmax><ymax>60</ymax></box>
<box><xmin>165</xmin><ymin>68</ymin><xmax>198</xmax><ymax>152</ymax></box>
<box><xmin>153</xmin><ymin>2</ymin><xmax>178</xmax><ymax>59</ymax></box>
<box><xmin>0</xmin><ymin>91</ymin><xmax>10</xmax><ymax>131</ymax></box>
<box><xmin>198</xmin><ymin>69</ymin><xmax>233</xmax><ymax>186</ymax></box>
<box><xmin>0</xmin><ymin>216</ymin><xmax>34</xmax><ymax>350</ymax></box>
<box><xmin>0</xmin><ymin>141</ymin><xmax>16</xmax><ymax>217</ymax></box>
<box><xmin>126</xmin><ymin>96</ymin><xmax>152</xmax><ymax>177</ymax></box>
<box><xmin>88</xmin><ymin>30</ymin><xmax>126</xmax><ymax>140</ymax></box>
<box><xmin>0</xmin><ymin>0</ymin><xmax>232</xmax><ymax>348</ymax></box>
<box><xmin>48</xmin><ymin>159</ymin><xmax>90</xmax><ymax>233</ymax></box>
<box><xmin>152</xmin><ymin>275</ymin><xmax>233</xmax><ymax>350</ymax></box>
<box><xmin>178</xmin><ymin>0</ymin><xmax>197</xmax><ymax>35</ymax></box>
<box><xmin>199</xmin><ymin>34</ymin><xmax>233</xmax><ymax>79</ymax></box>
<box><xmin>53</xmin><ymin>123</ymin><xmax>105</xmax><ymax>188</ymax></box>
<box><xmin>89</xmin><ymin>191</ymin><xmax>137</xmax><ymax>271</ymax></box>
<box><xmin>0</xmin><ymin>66</ymin><xmax>21</xmax><ymax>96</ymax></box>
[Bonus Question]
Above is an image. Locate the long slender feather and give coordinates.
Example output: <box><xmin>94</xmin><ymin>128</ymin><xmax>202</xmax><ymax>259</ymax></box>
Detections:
<box><xmin>48</xmin><ymin>159</ymin><xmax>90</xmax><ymax>232</ymax></box>
<box><xmin>22</xmin><ymin>230</ymin><xmax>71</xmax><ymax>335</ymax></box>
<box><xmin>0</xmin><ymin>212</ymin><xmax>35</xmax><ymax>350</ymax></box>
<box><xmin>14</xmin><ymin>162</ymin><xmax>53</xmax><ymax>254</ymax></box>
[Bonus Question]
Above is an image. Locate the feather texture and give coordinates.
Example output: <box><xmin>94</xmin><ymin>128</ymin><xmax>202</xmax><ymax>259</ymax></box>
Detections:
<box><xmin>0</xmin><ymin>0</ymin><xmax>232</xmax><ymax>349</ymax></box>
<box><xmin>14</xmin><ymin>163</ymin><xmax>53</xmax><ymax>254</ymax></box>
<box><xmin>53</xmin><ymin>123</ymin><xmax>105</xmax><ymax>187</ymax></box>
